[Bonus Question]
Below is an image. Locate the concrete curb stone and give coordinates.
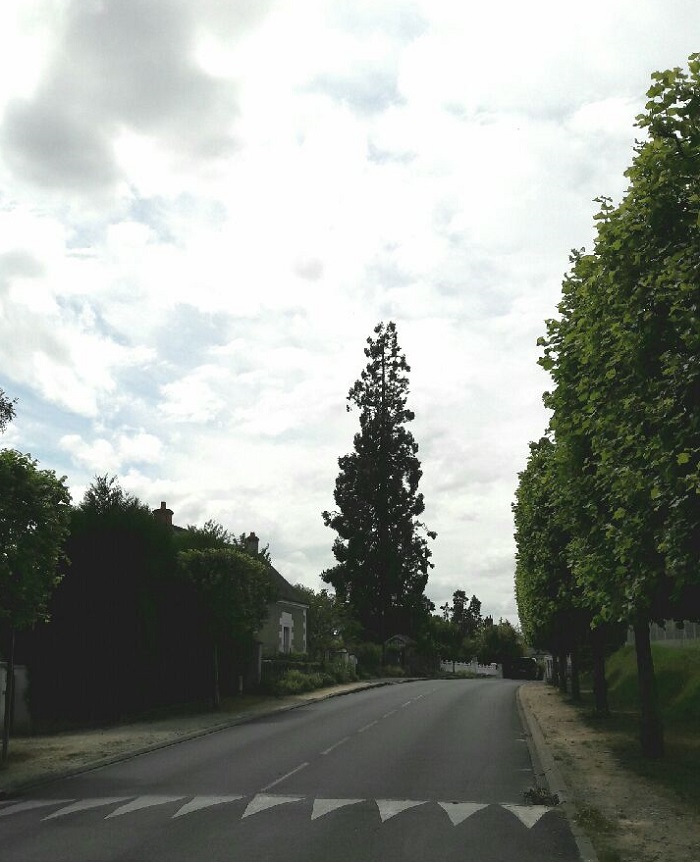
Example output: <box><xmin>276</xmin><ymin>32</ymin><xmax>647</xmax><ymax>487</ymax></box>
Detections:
<box><xmin>517</xmin><ymin>683</ymin><xmax>600</xmax><ymax>862</ymax></box>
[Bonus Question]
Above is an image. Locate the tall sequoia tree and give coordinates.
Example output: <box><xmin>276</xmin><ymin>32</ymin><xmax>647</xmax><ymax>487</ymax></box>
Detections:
<box><xmin>322</xmin><ymin>322</ymin><xmax>436</xmax><ymax>642</ymax></box>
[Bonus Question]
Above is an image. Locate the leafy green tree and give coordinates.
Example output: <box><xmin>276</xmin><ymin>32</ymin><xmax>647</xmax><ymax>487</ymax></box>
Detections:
<box><xmin>177</xmin><ymin>548</ymin><xmax>274</xmax><ymax>708</ymax></box>
<box><xmin>28</xmin><ymin>476</ymin><xmax>179</xmax><ymax>724</ymax></box>
<box><xmin>0</xmin><ymin>388</ymin><xmax>16</xmax><ymax>433</ymax></box>
<box><xmin>0</xmin><ymin>449</ymin><xmax>71</xmax><ymax>762</ymax></box>
<box><xmin>293</xmin><ymin>584</ymin><xmax>345</xmax><ymax>660</ymax></box>
<box><xmin>322</xmin><ymin>321</ymin><xmax>436</xmax><ymax>641</ymax></box>
<box><xmin>475</xmin><ymin>619</ymin><xmax>523</xmax><ymax>666</ymax></box>
<box><xmin>539</xmin><ymin>55</ymin><xmax>700</xmax><ymax>757</ymax></box>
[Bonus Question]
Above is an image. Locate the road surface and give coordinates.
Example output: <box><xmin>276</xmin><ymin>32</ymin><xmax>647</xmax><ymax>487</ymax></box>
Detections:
<box><xmin>0</xmin><ymin>679</ymin><xmax>582</xmax><ymax>861</ymax></box>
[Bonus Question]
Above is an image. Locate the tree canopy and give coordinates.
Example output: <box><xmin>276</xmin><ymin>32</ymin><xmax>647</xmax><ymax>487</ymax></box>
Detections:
<box><xmin>0</xmin><ymin>388</ymin><xmax>16</xmax><ymax>433</ymax></box>
<box><xmin>529</xmin><ymin>54</ymin><xmax>700</xmax><ymax>756</ymax></box>
<box><xmin>0</xmin><ymin>449</ymin><xmax>71</xmax><ymax>630</ymax></box>
<box><xmin>322</xmin><ymin>321</ymin><xmax>435</xmax><ymax>641</ymax></box>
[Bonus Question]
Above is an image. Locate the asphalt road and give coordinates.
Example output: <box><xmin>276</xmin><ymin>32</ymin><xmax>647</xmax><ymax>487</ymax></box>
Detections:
<box><xmin>0</xmin><ymin>680</ymin><xmax>582</xmax><ymax>861</ymax></box>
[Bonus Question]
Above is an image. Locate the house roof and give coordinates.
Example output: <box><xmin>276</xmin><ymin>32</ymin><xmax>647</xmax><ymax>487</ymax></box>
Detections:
<box><xmin>268</xmin><ymin>564</ymin><xmax>308</xmax><ymax>606</ymax></box>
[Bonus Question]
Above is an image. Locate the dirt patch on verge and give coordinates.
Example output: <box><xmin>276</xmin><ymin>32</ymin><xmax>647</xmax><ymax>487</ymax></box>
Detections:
<box><xmin>520</xmin><ymin>682</ymin><xmax>700</xmax><ymax>862</ymax></box>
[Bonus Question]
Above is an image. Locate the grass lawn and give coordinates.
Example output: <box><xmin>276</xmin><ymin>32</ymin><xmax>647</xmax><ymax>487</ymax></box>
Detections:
<box><xmin>575</xmin><ymin>642</ymin><xmax>700</xmax><ymax>809</ymax></box>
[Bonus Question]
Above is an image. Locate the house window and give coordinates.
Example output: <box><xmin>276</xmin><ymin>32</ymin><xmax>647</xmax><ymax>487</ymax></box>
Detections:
<box><xmin>282</xmin><ymin>626</ymin><xmax>290</xmax><ymax>654</ymax></box>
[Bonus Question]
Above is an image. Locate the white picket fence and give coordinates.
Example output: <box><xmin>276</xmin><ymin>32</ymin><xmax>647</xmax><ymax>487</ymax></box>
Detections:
<box><xmin>439</xmin><ymin>659</ymin><xmax>501</xmax><ymax>677</ymax></box>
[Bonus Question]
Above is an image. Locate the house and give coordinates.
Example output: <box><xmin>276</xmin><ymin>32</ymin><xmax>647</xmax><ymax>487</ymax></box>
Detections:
<box><xmin>152</xmin><ymin>502</ymin><xmax>308</xmax><ymax>657</ymax></box>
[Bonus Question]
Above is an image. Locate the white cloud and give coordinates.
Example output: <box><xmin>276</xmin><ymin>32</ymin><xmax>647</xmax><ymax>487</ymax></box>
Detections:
<box><xmin>3</xmin><ymin>0</ymin><xmax>700</xmax><ymax>625</ymax></box>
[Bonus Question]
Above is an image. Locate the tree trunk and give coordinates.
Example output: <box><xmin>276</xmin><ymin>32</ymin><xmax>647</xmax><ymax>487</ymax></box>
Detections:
<box><xmin>212</xmin><ymin>642</ymin><xmax>221</xmax><ymax>710</ymax></box>
<box><xmin>570</xmin><ymin>642</ymin><xmax>581</xmax><ymax>702</ymax></box>
<box><xmin>550</xmin><ymin>653</ymin><xmax>560</xmax><ymax>687</ymax></box>
<box><xmin>633</xmin><ymin>620</ymin><xmax>664</xmax><ymax>758</ymax></box>
<box><xmin>557</xmin><ymin>651</ymin><xmax>568</xmax><ymax>694</ymax></box>
<box><xmin>1</xmin><ymin>628</ymin><xmax>16</xmax><ymax>765</ymax></box>
<box><xmin>591</xmin><ymin>626</ymin><xmax>609</xmax><ymax>715</ymax></box>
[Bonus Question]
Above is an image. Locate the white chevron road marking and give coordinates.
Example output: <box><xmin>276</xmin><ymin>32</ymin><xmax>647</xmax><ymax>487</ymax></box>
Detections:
<box><xmin>0</xmin><ymin>799</ymin><xmax>73</xmax><ymax>817</ymax></box>
<box><xmin>311</xmin><ymin>798</ymin><xmax>364</xmax><ymax>820</ymax></box>
<box><xmin>376</xmin><ymin>799</ymin><xmax>426</xmax><ymax>822</ymax></box>
<box><xmin>44</xmin><ymin>798</ymin><xmax>131</xmax><ymax>820</ymax></box>
<box><xmin>437</xmin><ymin>801</ymin><xmax>489</xmax><ymax>826</ymax></box>
<box><xmin>502</xmin><ymin>804</ymin><xmax>550</xmax><ymax>828</ymax></box>
<box><xmin>105</xmin><ymin>796</ymin><xmax>185</xmax><ymax>819</ymax></box>
<box><xmin>242</xmin><ymin>794</ymin><xmax>304</xmax><ymax>818</ymax></box>
<box><xmin>1</xmin><ymin>794</ymin><xmax>556</xmax><ymax>829</ymax></box>
<box><xmin>172</xmin><ymin>796</ymin><xmax>243</xmax><ymax>818</ymax></box>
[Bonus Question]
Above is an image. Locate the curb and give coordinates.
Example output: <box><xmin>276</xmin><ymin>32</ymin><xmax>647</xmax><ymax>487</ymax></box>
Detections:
<box><xmin>517</xmin><ymin>684</ymin><xmax>600</xmax><ymax>862</ymax></box>
<box><xmin>1</xmin><ymin>679</ymin><xmax>406</xmax><ymax>799</ymax></box>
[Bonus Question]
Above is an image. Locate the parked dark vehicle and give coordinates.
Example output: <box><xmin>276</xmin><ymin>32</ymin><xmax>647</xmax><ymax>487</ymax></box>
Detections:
<box><xmin>502</xmin><ymin>657</ymin><xmax>538</xmax><ymax>680</ymax></box>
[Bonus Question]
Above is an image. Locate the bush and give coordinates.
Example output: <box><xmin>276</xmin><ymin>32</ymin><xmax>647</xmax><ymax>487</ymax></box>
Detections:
<box><xmin>326</xmin><ymin>660</ymin><xmax>358</xmax><ymax>684</ymax></box>
<box><xmin>381</xmin><ymin>664</ymin><xmax>406</xmax><ymax>678</ymax></box>
<box><xmin>354</xmin><ymin>642</ymin><xmax>382</xmax><ymax>676</ymax></box>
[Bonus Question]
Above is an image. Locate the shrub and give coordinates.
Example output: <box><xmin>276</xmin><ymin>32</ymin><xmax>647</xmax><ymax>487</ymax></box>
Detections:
<box><xmin>354</xmin><ymin>642</ymin><xmax>382</xmax><ymax>676</ymax></box>
<box><xmin>381</xmin><ymin>664</ymin><xmax>406</xmax><ymax>678</ymax></box>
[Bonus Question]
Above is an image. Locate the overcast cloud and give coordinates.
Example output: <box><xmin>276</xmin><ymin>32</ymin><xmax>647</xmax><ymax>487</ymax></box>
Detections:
<box><xmin>2</xmin><ymin>0</ymin><xmax>699</xmax><ymax>623</ymax></box>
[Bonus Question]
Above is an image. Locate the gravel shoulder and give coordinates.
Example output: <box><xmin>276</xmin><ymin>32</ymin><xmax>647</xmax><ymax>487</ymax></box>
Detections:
<box><xmin>520</xmin><ymin>681</ymin><xmax>700</xmax><ymax>862</ymax></box>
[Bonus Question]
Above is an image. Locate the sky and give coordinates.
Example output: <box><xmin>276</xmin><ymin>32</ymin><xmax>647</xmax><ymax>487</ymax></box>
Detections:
<box><xmin>1</xmin><ymin>0</ymin><xmax>699</xmax><ymax>627</ymax></box>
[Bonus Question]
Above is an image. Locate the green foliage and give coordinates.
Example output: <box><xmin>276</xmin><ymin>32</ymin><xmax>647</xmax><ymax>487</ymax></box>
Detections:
<box><xmin>27</xmin><ymin>475</ymin><xmax>188</xmax><ymax>724</ymax></box>
<box><xmin>606</xmin><ymin>643</ymin><xmax>700</xmax><ymax>723</ymax></box>
<box><xmin>380</xmin><ymin>664</ymin><xmax>406</xmax><ymax>677</ymax></box>
<box><xmin>538</xmin><ymin>55</ymin><xmax>700</xmax><ymax>626</ymax></box>
<box><xmin>292</xmin><ymin>584</ymin><xmax>345</xmax><ymax>659</ymax></box>
<box><xmin>513</xmin><ymin>436</ymin><xmax>590</xmax><ymax>654</ymax></box>
<box><xmin>176</xmin><ymin>548</ymin><xmax>275</xmax><ymax>645</ymax></box>
<box><xmin>0</xmin><ymin>449</ymin><xmax>71</xmax><ymax>629</ymax></box>
<box><xmin>354</xmin><ymin>641</ymin><xmax>383</xmax><ymax>675</ymax></box>
<box><xmin>475</xmin><ymin>619</ymin><xmax>523</xmax><ymax>665</ymax></box>
<box><xmin>176</xmin><ymin>519</ymin><xmax>232</xmax><ymax>551</ymax></box>
<box><xmin>0</xmin><ymin>388</ymin><xmax>17</xmax><ymax>433</ymax></box>
<box><xmin>322</xmin><ymin>321</ymin><xmax>436</xmax><ymax>640</ymax></box>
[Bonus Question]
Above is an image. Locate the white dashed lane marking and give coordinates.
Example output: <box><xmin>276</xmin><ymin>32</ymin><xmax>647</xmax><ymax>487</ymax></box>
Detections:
<box><xmin>261</xmin><ymin>762</ymin><xmax>309</xmax><ymax>791</ymax></box>
<box><xmin>321</xmin><ymin>736</ymin><xmax>350</xmax><ymax>755</ymax></box>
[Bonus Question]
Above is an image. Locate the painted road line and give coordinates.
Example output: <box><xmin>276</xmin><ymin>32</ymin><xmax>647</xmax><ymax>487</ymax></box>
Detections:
<box><xmin>105</xmin><ymin>796</ymin><xmax>185</xmax><ymax>819</ymax></box>
<box><xmin>376</xmin><ymin>799</ymin><xmax>427</xmax><ymax>822</ymax></box>
<box><xmin>357</xmin><ymin>720</ymin><xmax>378</xmax><ymax>733</ymax></box>
<box><xmin>502</xmin><ymin>804</ymin><xmax>550</xmax><ymax>828</ymax></box>
<box><xmin>0</xmin><ymin>800</ymin><xmax>73</xmax><ymax>818</ymax></box>
<box><xmin>44</xmin><ymin>798</ymin><xmax>131</xmax><ymax>820</ymax></box>
<box><xmin>172</xmin><ymin>796</ymin><xmax>243</xmax><ymax>818</ymax></box>
<box><xmin>311</xmin><ymin>798</ymin><xmax>364</xmax><ymax>820</ymax></box>
<box><xmin>382</xmin><ymin>710</ymin><xmax>397</xmax><ymax>718</ymax></box>
<box><xmin>438</xmin><ymin>802</ymin><xmax>488</xmax><ymax>826</ymax></box>
<box><xmin>242</xmin><ymin>794</ymin><xmax>303</xmax><ymax>818</ymax></box>
<box><xmin>321</xmin><ymin>736</ymin><xmax>350</xmax><ymax>755</ymax></box>
<box><xmin>261</xmin><ymin>762</ymin><xmax>309</xmax><ymax>791</ymax></box>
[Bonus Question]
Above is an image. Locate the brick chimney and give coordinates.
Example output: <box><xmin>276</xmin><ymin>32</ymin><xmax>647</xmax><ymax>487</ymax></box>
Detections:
<box><xmin>152</xmin><ymin>501</ymin><xmax>173</xmax><ymax>527</ymax></box>
<box><xmin>245</xmin><ymin>531</ymin><xmax>259</xmax><ymax>556</ymax></box>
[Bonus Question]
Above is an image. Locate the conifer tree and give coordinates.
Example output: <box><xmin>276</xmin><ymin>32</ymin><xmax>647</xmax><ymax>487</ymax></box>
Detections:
<box><xmin>322</xmin><ymin>321</ymin><xmax>435</xmax><ymax>641</ymax></box>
